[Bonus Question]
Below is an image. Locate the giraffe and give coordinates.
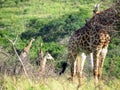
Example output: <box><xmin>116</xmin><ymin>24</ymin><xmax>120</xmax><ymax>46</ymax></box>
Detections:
<box><xmin>38</xmin><ymin>43</ymin><xmax>54</xmax><ymax>73</ymax></box>
<box><xmin>14</xmin><ymin>38</ymin><xmax>35</xmax><ymax>75</ymax></box>
<box><xmin>40</xmin><ymin>51</ymin><xmax>54</xmax><ymax>73</ymax></box>
<box><xmin>68</xmin><ymin>2</ymin><xmax>119</xmax><ymax>88</ymax></box>
<box><xmin>69</xmin><ymin>0</ymin><xmax>101</xmax><ymax>80</ymax></box>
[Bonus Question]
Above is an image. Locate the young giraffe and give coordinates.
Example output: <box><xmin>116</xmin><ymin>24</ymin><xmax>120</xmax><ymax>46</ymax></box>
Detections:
<box><xmin>68</xmin><ymin>3</ymin><xmax>119</xmax><ymax>87</ymax></box>
<box><xmin>39</xmin><ymin>43</ymin><xmax>54</xmax><ymax>73</ymax></box>
<box><xmin>14</xmin><ymin>38</ymin><xmax>35</xmax><ymax>75</ymax></box>
<box><xmin>40</xmin><ymin>52</ymin><xmax>54</xmax><ymax>73</ymax></box>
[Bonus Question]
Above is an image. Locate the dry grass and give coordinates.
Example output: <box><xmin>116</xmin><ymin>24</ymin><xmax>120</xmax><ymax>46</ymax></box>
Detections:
<box><xmin>1</xmin><ymin>74</ymin><xmax>120</xmax><ymax>90</ymax></box>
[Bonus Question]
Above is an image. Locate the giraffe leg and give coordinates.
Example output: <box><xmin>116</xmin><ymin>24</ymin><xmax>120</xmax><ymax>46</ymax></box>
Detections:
<box><xmin>87</xmin><ymin>53</ymin><xmax>94</xmax><ymax>72</ymax></box>
<box><xmin>98</xmin><ymin>46</ymin><xmax>108</xmax><ymax>80</ymax></box>
<box><xmin>77</xmin><ymin>53</ymin><xmax>86</xmax><ymax>87</ymax></box>
<box><xmin>93</xmin><ymin>49</ymin><xmax>101</xmax><ymax>86</ymax></box>
<box><xmin>86</xmin><ymin>53</ymin><xmax>94</xmax><ymax>81</ymax></box>
<box><xmin>69</xmin><ymin>52</ymin><xmax>77</xmax><ymax>83</ymax></box>
<box><xmin>70</xmin><ymin>60</ymin><xmax>77</xmax><ymax>82</ymax></box>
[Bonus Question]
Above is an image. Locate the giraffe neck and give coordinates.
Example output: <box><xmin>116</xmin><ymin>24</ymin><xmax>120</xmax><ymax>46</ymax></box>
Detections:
<box><xmin>42</xmin><ymin>57</ymin><xmax>47</xmax><ymax>67</ymax></box>
<box><xmin>24</xmin><ymin>39</ymin><xmax>34</xmax><ymax>53</ymax></box>
<box><xmin>40</xmin><ymin>56</ymin><xmax>47</xmax><ymax>72</ymax></box>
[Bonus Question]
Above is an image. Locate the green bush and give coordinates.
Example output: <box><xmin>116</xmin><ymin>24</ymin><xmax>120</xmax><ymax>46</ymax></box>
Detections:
<box><xmin>22</xmin><ymin>9</ymin><xmax>91</xmax><ymax>42</ymax></box>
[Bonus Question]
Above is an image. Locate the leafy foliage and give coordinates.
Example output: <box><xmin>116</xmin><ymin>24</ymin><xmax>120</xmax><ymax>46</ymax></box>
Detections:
<box><xmin>22</xmin><ymin>8</ymin><xmax>91</xmax><ymax>42</ymax></box>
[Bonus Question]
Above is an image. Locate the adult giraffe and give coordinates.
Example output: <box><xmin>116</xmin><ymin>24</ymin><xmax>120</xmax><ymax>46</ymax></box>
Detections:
<box><xmin>68</xmin><ymin>2</ymin><xmax>120</xmax><ymax>88</ymax></box>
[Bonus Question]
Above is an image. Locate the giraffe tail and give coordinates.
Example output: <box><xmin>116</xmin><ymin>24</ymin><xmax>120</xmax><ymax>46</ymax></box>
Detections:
<box><xmin>59</xmin><ymin>62</ymin><xmax>68</xmax><ymax>75</ymax></box>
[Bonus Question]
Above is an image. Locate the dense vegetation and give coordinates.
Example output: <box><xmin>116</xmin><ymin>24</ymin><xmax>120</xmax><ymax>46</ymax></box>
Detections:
<box><xmin>0</xmin><ymin>0</ymin><xmax>120</xmax><ymax>89</ymax></box>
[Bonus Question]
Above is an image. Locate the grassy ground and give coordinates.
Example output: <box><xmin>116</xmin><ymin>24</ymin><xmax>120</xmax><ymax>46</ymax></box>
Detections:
<box><xmin>2</xmin><ymin>74</ymin><xmax>120</xmax><ymax>90</ymax></box>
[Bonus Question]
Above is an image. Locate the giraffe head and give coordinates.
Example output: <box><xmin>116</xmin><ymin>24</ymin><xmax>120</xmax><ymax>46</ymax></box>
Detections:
<box><xmin>44</xmin><ymin>52</ymin><xmax>54</xmax><ymax>60</ymax></box>
<box><xmin>93</xmin><ymin>0</ymin><xmax>103</xmax><ymax>15</ymax></box>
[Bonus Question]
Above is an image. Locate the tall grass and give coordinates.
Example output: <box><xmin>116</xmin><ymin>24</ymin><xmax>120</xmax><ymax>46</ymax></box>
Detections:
<box><xmin>1</xmin><ymin>75</ymin><xmax>120</xmax><ymax>90</ymax></box>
